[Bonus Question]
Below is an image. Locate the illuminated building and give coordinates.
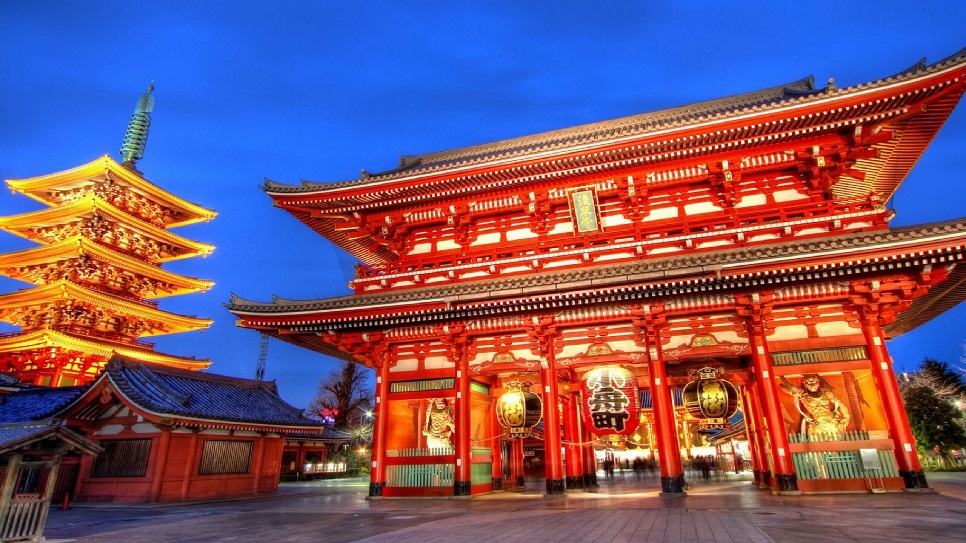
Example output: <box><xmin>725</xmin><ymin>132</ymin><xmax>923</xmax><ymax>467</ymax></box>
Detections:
<box><xmin>0</xmin><ymin>86</ymin><xmax>215</xmax><ymax>385</ymax></box>
<box><xmin>229</xmin><ymin>49</ymin><xmax>966</xmax><ymax>495</ymax></box>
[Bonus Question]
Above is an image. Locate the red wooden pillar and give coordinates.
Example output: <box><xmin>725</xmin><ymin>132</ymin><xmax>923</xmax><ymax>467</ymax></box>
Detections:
<box><xmin>369</xmin><ymin>357</ymin><xmax>391</xmax><ymax>498</ymax></box>
<box><xmin>179</xmin><ymin>430</ymin><xmax>198</xmax><ymax>499</ymax></box>
<box><xmin>251</xmin><ymin>435</ymin><xmax>266</xmax><ymax>494</ymax></box>
<box><xmin>647</xmin><ymin>344</ymin><xmax>685</xmax><ymax>494</ymax></box>
<box><xmin>541</xmin><ymin>348</ymin><xmax>565</xmax><ymax>496</ymax></box>
<box><xmin>861</xmin><ymin>314</ymin><xmax>928</xmax><ymax>489</ymax></box>
<box><xmin>581</xmin><ymin>410</ymin><xmax>598</xmax><ymax>488</ymax></box>
<box><xmin>741</xmin><ymin>387</ymin><xmax>766</xmax><ymax>487</ymax></box>
<box><xmin>454</xmin><ymin>355</ymin><xmax>472</xmax><ymax>496</ymax></box>
<box><xmin>150</xmin><ymin>430</ymin><xmax>171</xmax><ymax>501</ymax></box>
<box><xmin>745</xmin><ymin>314</ymin><xmax>798</xmax><ymax>493</ymax></box>
<box><xmin>513</xmin><ymin>437</ymin><xmax>525</xmax><ymax>488</ymax></box>
<box><xmin>490</xmin><ymin>397</ymin><xmax>503</xmax><ymax>490</ymax></box>
<box><xmin>563</xmin><ymin>391</ymin><xmax>583</xmax><ymax>489</ymax></box>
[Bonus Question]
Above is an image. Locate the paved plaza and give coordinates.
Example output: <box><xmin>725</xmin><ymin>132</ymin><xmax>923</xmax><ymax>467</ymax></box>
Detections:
<box><xmin>43</xmin><ymin>471</ymin><xmax>966</xmax><ymax>543</ymax></box>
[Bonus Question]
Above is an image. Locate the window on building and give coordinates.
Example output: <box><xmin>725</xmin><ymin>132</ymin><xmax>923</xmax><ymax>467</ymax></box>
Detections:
<box><xmin>91</xmin><ymin>439</ymin><xmax>152</xmax><ymax>477</ymax></box>
<box><xmin>198</xmin><ymin>440</ymin><xmax>253</xmax><ymax>475</ymax></box>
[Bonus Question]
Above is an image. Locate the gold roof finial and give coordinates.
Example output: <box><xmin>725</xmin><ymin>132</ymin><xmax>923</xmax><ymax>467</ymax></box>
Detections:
<box><xmin>120</xmin><ymin>83</ymin><xmax>155</xmax><ymax>169</ymax></box>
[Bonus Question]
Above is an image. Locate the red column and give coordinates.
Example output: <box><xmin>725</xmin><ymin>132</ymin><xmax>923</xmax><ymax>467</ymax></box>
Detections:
<box><xmin>251</xmin><ymin>435</ymin><xmax>266</xmax><ymax>494</ymax></box>
<box><xmin>746</xmin><ymin>321</ymin><xmax>798</xmax><ymax>492</ymax></box>
<box><xmin>490</xmin><ymin>398</ymin><xmax>503</xmax><ymax>490</ymax></box>
<box><xmin>541</xmin><ymin>348</ymin><xmax>565</xmax><ymax>496</ymax></box>
<box><xmin>150</xmin><ymin>430</ymin><xmax>171</xmax><ymax>501</ymax></box>
<box><xmin>513</xmin><ymin>437</ymin><xmax>525</xmax><ymax>488</ymax></box>
<box><xmin>563</xmin><ymin>392</ymin><xmax>583</xmax><ymax>489</ymax></box>
<box><xmin>179</xmin><ymin>430</ymin><xmax>199</xmax><ymax>499</ymax></box>
<box><xmin>646</xmin><ymin>342</ymin><xmax>685</xmax><ymax>494</ymax></box>
<box><xmin>368</xmin><ymin>358</ymin><xmax>390</xmax><ymax>498</ymax></box>
<box><xmin>454</xmin><ymin>357</ymin><xmax>472</xmax><ymax>496</ymax></box>
<box><xmin>741</xmin><ymin>387</ymin><xmax>766</xmax><ymax>487</ymax></box>
<box><xmin>862</xmin><ymin>316</ymin><xmax>928</xmax><ymax>489</ymax></box>
<box><xmin>581</xmin><ymin>411</ymin><xmax>598</xmax><ymax>488</ymax></box>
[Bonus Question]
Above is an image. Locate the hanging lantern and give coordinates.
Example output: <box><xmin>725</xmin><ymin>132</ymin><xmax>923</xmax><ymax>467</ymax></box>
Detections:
<box><xmin>682</xmin><ymin>367</ymin><xmax>739</xmax><ymax>429</ymax></box>
<box><xmin>581</xmin><ymin>366</ymin><xmax>640</xmax><ymax>436</ymax></box>
<box><xmin>496</xmin><ymin>381</ymin><xmax>543</xmax><ymax>436</ymax></box>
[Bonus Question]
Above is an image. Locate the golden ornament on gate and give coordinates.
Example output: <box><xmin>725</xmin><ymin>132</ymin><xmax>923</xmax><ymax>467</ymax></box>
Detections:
<box><xmin>682</xmin><ymin>367</ymin><xmax>739</xmax><ymax>428</ymax></box>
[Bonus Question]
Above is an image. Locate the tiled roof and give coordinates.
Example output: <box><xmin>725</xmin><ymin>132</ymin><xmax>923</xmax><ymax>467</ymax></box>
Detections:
<box><xmin>287</xmin><ymin>427</ymin><xmax>352</xmax><ymax>441</ymax></box>
<box><xmin>0</xmin><ymin>386</ymin><xmax>87</xmax><ymax>423</ymax></box>
<box><xmin>0</xmin><ymin>422</ymin><xmax>101</xmax><ymax>456</ymax></box>
<box><xmin>264</xmin><ymin>47</ymin><xmax>966</xmax><ymax>193</ymax></box>
<box><xmin>229</xmin><ymin>217</ymin><xmax>966</xmax><ymax>314</ymax></box>
<box><xmin>103</xmin><ymin>355</ymin><xmax>325</xmax><ymax>430</ymax></box>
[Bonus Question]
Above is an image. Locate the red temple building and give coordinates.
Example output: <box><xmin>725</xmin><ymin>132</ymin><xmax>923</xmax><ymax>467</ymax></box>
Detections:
<box><xmin>0</xmin><ymin>86</ymin><xmax>215</xmax><ymax>385</ymax></box>
<box><xmin>229</xmin><ymin>48</ymin><xmax>966</xmax><ymax>496</ymax></box>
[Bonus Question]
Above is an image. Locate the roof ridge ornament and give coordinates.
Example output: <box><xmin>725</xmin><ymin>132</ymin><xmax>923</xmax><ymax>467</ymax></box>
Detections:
<box><xmin>120</xmin><ymin>83</ymin><xmax>155</xmax><ymax>171</ymax></box>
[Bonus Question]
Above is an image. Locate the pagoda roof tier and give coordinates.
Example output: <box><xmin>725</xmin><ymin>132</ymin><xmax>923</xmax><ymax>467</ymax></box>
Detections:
<box><xmin>0</xmin><ymin>329</ymin><xmax>210</xmax><ymax>370</ymax></box>
<box><xmin>0</xmin><ymin>236</ymin><xmax>214</xmax><ymax>299</ymax></box>
<box><xmin>5</xmin><ymin>155</ymin><xmax>217</xmax><ymax>228</ymax></box>
<box><xmin>0</xmin><ymin>194</ymin><xmax>215</xmax><ymax>262</ymax></box>
<box><xmin>263</xmin><ymin>48</ymin><xmax>966</xmax><ymax>264</ymax></box>
<box><xmin>229</xmin><ymin>217</ymin><xmax>966</xmax><ymax>363</ymax></box>
<box><xmin>0</xmin><ymin>280</ymin><xmax>212</xmax><ymax>336</ymax></box>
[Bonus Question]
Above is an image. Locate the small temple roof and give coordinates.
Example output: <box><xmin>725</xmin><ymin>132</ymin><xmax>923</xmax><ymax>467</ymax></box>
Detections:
<box><xmin>90</xmin><ymin>355</ymin><xmax>325</xmax><ymax>431</ymax></box>
<box><xmin>0</xmin><ymin>386</ymin><xmax>87</xmax><ymax>423</ymax></box>
<box><xmin>0</xmin><ymin>422</ymin><xmax>101</xmax><ymax>457</ymax></box>
<box><xmin>5</xmin><ymin>155</ymin><xmax>217</xmax><ymax>228</ymax></box>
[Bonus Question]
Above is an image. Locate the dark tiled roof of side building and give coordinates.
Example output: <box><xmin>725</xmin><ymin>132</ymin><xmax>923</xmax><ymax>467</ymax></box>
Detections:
<box><xmin>103</xmin><ymin>355</ymin><xmax>325</xmax><ymax>430</ymax></box>
<box><xmin>0</xmin><ymin>386</ymin><xmax>87</xmax><ymax>423</ymax></box>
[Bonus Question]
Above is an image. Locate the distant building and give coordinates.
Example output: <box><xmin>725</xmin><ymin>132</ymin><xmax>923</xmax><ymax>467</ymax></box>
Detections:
<box><xmin>231</xmin><ymin>49</ymin><xmax>966</xmax><ymax>496</ymax></box>
<box><xmin>0</xmin><ymin>355</ymin><xmax>328</xmax><ymax>503</ymax></box>
<box><xmin>0</xmin><ymin>86</ymin><xmax>215</xmax><ymax>386</ymax></box>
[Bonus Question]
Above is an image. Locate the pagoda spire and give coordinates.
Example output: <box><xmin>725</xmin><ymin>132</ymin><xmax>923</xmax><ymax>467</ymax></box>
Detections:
<box><xmin>119</xmin><ymin>83</ymin><xmax>155</xmax><ymax>168</ymax></box>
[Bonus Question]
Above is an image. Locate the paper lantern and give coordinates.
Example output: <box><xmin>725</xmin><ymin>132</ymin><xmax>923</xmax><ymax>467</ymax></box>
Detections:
<box><xmin>682</xmin><ymin>367</ymin><xmax>739</xmax><ymax>428</ymax></box>
<box><xmin>496</xmin><ymin>381</ymin><xmax>543</xmax><ymax>436</ymax></box>
<box><xmin>581</xmin><ymin>366</ymin><xmax>639</xmax><ymax>436</ymax></box>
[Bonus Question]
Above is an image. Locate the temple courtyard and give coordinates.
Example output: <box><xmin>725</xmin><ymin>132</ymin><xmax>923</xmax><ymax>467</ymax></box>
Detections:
<box><xmin>43</xmin><ymin>471</ymin><xmax>966</xmax><ymax>542</ymax></box>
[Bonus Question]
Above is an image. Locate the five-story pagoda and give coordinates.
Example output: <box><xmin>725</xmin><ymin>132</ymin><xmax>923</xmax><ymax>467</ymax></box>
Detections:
<box><xmin>0</xmin><ymin>85</ymin><xmax>216</xmax><ymax>386</ymax></box>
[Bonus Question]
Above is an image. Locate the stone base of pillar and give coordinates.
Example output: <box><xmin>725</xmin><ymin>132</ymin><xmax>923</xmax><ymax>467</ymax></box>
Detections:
<box><xmin>454</xmin><ymin>480</ymin><xmax>472</xmax><ymax>496</ymax></box>
<box><xmin>752</xmin><ymin>469</ymin><xmax>761</xmax><ymax>486</ymax></box>
<box><xmin>545</xmin><ymin>478</ymin><xmax>566</xmax><ymax>497</ymax></box>
<box><xmin>367</xmin><ymin>482</ymin><xmax>384</xmax><ymax>499</ymax></box>
<box><xmin>900</xmin><ymin>470</ymin><xmax>932</xmax><ymax>491</ymax></box>
<box><xmin>759</xmin><ymin>470</ymin><xmax>772</xmax><ymax>489</ymax></box>
<box><xmin>584</xmin><ymin>472</ymin><xmax>598</xmax><ymax>488</ymax></box>
<box><xmin>492</xmin><ymin>477</ymin><xmax>503</xmax><ymax>490</ymax></box>
<box><xmin>516</xmin><ymin>475</ymin><xmax>525</xmax><ymax>488</ymax></box>
<box><xmin>566</xmin><ymin>475</ymin><xmax>584</xmax><ymax>490</ymax></box>
<box><xmin>660</xmin><ymin>474</ymin><xmax>687</xmax><ymax>496</ymax></box>
<box><xmin>773</xmin><ymin>473</ymin><xmax>799</xmax><ymax>494</ymax></box>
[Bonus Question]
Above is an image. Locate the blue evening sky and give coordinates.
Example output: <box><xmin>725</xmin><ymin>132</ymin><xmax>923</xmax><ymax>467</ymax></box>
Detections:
<box><xmin>1</xmin><ymin>2</ymin><xmax>964</xmax><ymax>408</ymax></box>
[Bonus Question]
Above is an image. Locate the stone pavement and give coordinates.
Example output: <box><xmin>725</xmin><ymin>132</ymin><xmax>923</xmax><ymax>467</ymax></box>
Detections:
<box><xmin>43</xmin><ymin>471</ymin><xmax>966</xmax><ymax>543</ymax></box>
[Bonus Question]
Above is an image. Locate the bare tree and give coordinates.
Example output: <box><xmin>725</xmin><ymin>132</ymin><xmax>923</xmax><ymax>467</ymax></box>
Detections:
<box><xmin>307</xmin><ymin>361</ymin><xmax>374</xmax><ymax>429</ymax></box>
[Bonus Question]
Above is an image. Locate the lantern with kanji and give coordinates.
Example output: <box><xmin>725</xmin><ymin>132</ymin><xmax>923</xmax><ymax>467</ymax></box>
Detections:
<box><xmin>581</xmin><ymin>366</ymin><xmax>640</xmax><ymax>436</ymax></box>
<box><xmin>682</xmin><ymin>367</ymin><xmax>739</xmax><ymax>429</ymax></box>
<box><xmin>496</xmin><ymin>381</ymin><xmax>543</xmax><ymax>436</ymax></box>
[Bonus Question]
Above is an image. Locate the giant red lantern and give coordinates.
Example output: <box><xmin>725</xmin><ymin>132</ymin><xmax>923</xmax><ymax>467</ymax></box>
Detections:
<box><xmin>581</xmin><ymin>366</ymin><xmax>639</xmax><ymax>436</ymax></box>
<box><xmin>682</xmin><ymin>367</ymin><xmax>739</xmax><ymax>429</ymax></box>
